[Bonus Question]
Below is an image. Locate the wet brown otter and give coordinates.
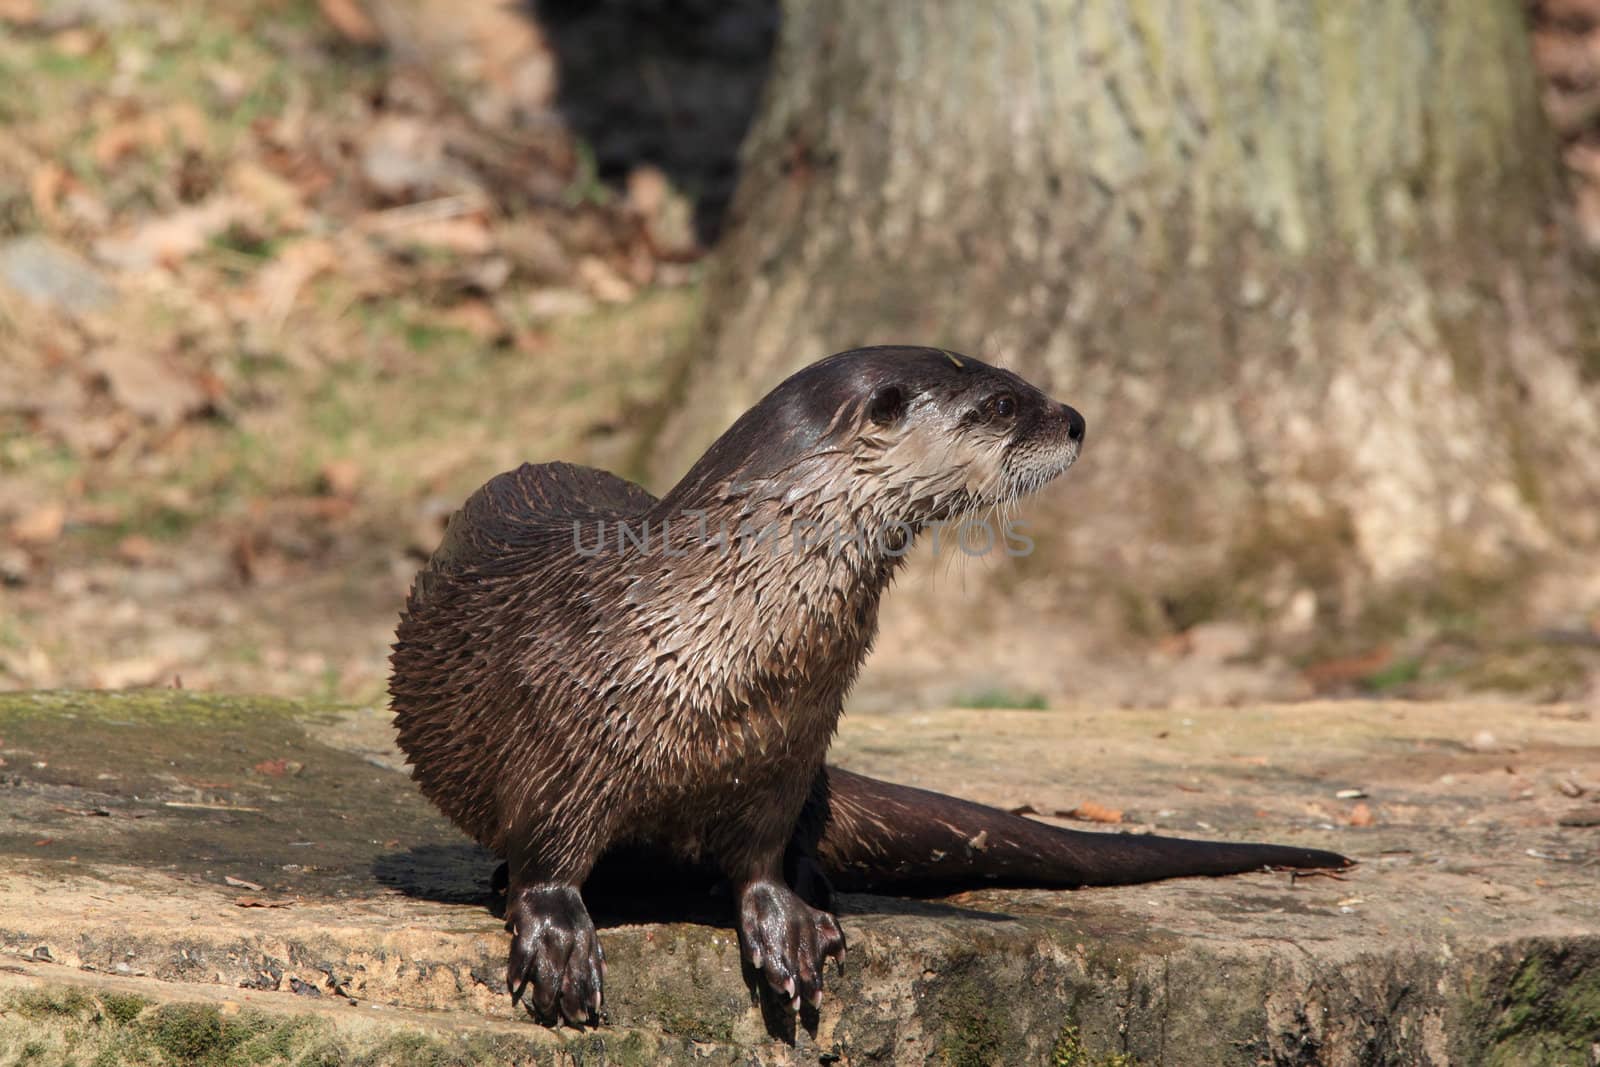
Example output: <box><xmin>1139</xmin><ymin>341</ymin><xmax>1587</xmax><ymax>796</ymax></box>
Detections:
<box><xmin>390</xmin><ymin>346</ymin><xmax>1348</xmax><ymax>1026</ymax></box>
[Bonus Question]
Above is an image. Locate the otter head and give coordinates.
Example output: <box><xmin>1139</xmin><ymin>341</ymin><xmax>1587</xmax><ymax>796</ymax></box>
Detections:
<box><xmin>666</xmin><ymin>345</ymin><xmax>1084</xmax><ymax>532</ymax></box>
<box><xmin>824</xmin><ymin>346</ymin><xmax>1085</xmax><ymax>523</ymax></box>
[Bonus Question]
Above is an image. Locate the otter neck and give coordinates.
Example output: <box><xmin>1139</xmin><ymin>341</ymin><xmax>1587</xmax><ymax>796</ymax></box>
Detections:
<box><xmin>621</xmin><ymin>476</ymin><xmax>916</xmax><ymax>726</ymax></box>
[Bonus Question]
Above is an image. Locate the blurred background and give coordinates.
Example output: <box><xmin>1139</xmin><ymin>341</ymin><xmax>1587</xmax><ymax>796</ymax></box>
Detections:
<box><xmin>1</xmin><ymin>0</ymin><xmax>1598</xmax><ymax>712</ymax></box>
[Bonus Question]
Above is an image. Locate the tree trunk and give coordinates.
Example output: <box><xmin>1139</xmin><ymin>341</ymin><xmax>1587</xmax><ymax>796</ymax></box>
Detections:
<box><xmin>651</xmin><ymin>1</ymin><xmax>1600</xmax><ymax>643</ymax></box>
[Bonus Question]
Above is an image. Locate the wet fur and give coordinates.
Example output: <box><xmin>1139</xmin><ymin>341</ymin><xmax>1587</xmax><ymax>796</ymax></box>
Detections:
<box><xmin>390</xmin><ymin>346</ymin><xmax>1346</xmax><ymax>1023</ymax></box>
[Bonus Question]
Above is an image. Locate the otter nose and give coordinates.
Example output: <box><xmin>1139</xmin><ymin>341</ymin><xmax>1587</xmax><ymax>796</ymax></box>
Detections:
<box><xmin>1061</xmin><ymin>404</ymin><xmax>1086</xmax><ymax>444</ymax></box>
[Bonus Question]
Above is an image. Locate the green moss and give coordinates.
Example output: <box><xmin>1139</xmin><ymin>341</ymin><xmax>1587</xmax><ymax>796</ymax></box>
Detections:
<box><xmin>0</xmin><ymin>689</ymin><xmax>307</xmax><ymax>730</ymax></box>
<box><xmin>1051</xmin><ymin>1023</ymin><xmax>1138</xmax><ymax>1067</ymax></box>
<box><xmin>1463</xmin><ymin>946</ymin><xmax>1600</xmax><ymax>1066</ymax></box>
<box><xmin>931</xmin><ymin>967</ymin><xmax>1009</xmax><ymax>1067</ymax></box>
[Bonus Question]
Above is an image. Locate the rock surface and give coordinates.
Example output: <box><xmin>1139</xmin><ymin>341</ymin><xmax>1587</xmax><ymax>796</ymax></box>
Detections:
<box><xmin>0</xmin><ymin>690</ymin><xmax>1596</xmax><ymax>1065</ymax></box>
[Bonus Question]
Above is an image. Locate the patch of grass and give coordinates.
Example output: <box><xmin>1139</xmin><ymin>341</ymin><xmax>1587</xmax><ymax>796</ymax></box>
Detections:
<box><xmin>954</xmin><ymin>688</ymin><xmax>1049</xmax><ymax>711</ymax></box>
<box><xmin>210</xmin><ymin>223</ymin><xmax>284</xmax><ymax>260</ymax></box>
<box><xmin>99</xmin><ymin>991</ymin><xmax>150</xmax><ymax>1026</ymax></box>
<box><xmin>1359</xmin><ymin>656</ymin><xmax>1423</xmax><ymax>693</ymax></box>
<box><xmin>561</xmin><ymin>139</ymin><xmax>611</xmax><ymax>209</ymax></box>
<box><xmin>146</xmin><ymin>1004</ymin><xmax>246</xmax><ymax>1066</ymax></box>
<box><xmin>11</xmin><ymin>988</ymin><xmax>97</xmax><ymax>1019</ymax></box>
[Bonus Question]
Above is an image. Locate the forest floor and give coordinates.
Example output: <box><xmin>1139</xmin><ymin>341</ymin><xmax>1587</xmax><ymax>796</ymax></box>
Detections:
<box><xmin>1</xmin><ymin>0</ymin><xmax>1598</xmax><ymax>712</ymax></box>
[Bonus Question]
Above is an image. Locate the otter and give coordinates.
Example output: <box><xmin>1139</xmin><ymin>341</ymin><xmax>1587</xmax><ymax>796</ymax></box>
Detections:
<box><xmin>389</xmin><ymin>346</ymin><xmax>1347</xmax><ymax>1026</ymax></box>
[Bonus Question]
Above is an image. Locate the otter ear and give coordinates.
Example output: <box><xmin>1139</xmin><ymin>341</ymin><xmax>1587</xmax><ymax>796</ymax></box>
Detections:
<box><xmin>867</xmin><ymin>384</ymin><xmax>907</xmax><ymax>426</ymax></box>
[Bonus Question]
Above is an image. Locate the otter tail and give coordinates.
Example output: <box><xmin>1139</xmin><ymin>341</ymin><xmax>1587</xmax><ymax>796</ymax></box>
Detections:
<box><xmin>806</xmin><ymin>767</ymin><xmax>1349</xmax><ymax>892</ymax></box>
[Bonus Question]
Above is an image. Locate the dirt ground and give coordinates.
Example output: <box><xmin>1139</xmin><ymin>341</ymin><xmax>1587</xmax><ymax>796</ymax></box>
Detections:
<box><xmin>2</xmin><ymin>0</ymin><xmax>1598</xmax><ymax>712</ymax></box>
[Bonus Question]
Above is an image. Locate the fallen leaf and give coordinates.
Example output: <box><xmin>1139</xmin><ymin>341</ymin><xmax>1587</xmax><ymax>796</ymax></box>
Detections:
<box><xmin>0</xmin><ymin>0</ymin><xmax>38</xmax><ymax>25</ymax></box>
<box><xmin>92</xmin><ymin>347</ymin><xmax>209</xmax><ymax>427</ymax></box>
<box><xmin>253</xmin><ymin>758</ymin><xmax>304</xmax><ymax>778</ymax></box>
<box><xmin>228</xmin><ymin>161</ymin><xmax>308</xmax><ymax>230</ymax></box>
<box><xmin>92</xmin><ymin>119</ymin><xmax>152</xmax><ymax>170</ymax></box>
<box><xmin>254</xmin><ymin>237</ymin><xmax>336</xmax><ymax>329</ymax></box>
<box><xmin>317</xmin><ymin>459</ymin><xmax>362</xmax><ymax>499</ymax></box>
<box><xmin>395</xmin><ymin>217</ymin><xmax>494</xmax><ymax>256</ymax></box>
<box><xmin>1302</xmin><ymin>645</ymin><xmax>1393</xmax><ymax>690</ymax></box>
<box><xmin>576</xmin><ymin>255</ymin><xmax>635</xmax><ymax>303</ymax></box>
<box><xmin>224</xmin><ymin>875</ymin><xmax>265</xmax><ymax>891</ymax></box>
<box><xmin>52</xmin><ymin>27</ymin><xmax>100</xmax><ymax>58</ymax></box>
<box><xmin>437</xmin><ymin>299</ymin><xmax>507</xmax><ymax>343</ymax></box>
<box><xmin>115</xmin><ymin>534</ymin><xmax>158</xmax><ymax>565</ymax></box>
<box><xmin>1348</xmin><ymin>802</ymin><xmax>1375</xmax><ymax>827</ymax></box>
<box><xmin>30</xmin><ymin>164</ymin><xmax>67</xmax><ymax>229</ymax></box>
<box><xmin>318</xmin><ymin>0</ymin><xmax>381</xmax><ymax>45</ymax></box>
<box><xmin>1062</xmin><ymin>802</ymin><xmax>1123</xmax><ymax>824</ymax></box>
<box><xmin>94</xmin><ymin>196</ymin><xmax>240</xmax><ymax>271</ymax></box>
<box><xmin>9</xmin><ymin>503</ymin><xmax>65</xmax><ymax>546</ymax></box>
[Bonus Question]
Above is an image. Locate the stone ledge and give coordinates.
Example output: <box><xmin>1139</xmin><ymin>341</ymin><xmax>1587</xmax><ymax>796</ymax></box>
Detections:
<box><xmin>1</xmin><ymin>691</ymin><xmax>1596</xmax><ymax>1064</ymax></box>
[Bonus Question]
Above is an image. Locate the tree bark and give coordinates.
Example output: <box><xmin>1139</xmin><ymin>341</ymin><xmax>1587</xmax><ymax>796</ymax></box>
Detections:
<box><xmin>652</xmin><ymin>1</ymin><xmax>1600</xmax><ymax>638</ymax></box>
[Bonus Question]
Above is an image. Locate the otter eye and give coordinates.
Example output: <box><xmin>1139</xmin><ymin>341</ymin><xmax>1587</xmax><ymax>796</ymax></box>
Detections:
<box><xmin>867</xmin><ymin>384</ymin><xmax>906</xmax><ymax>426</ymax></box>
<box><xmin>993</xmin><ymin>394</ymin><xmax>1017</xmax><ymax>419</ymax></box>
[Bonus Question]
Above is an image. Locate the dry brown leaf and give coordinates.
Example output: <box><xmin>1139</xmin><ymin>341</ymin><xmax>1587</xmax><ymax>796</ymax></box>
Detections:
<box><xmin>627</xmin><ymin>165</ymin><xmax>669</xmax><ymax>219</ymax></box>
<box><xmin>9</xmin><ymin>503</ymin><xmax>65</xmax><ymax>546</ymax></box>
<box><xmin>92</xmin><ymin>120</ymin><xmax>151</xmax><ymax>169</ymax></box>
<box><xmin>437</xmin><ymin>299</ymin><xmax>507</xmax><ymax>343</ymax></box>
<box><xmin>318</xmin><ymin>459</ymin><xmax>362</xmax><ymax>499</ymax></box>
<box><xmin>1303</xmin><ymin>645</ymin><xmax>1393</xmax><ymax>690</ymax></box>
<box><xmin>92</xmin><ymin>348</ymin><xmax>209</xmax><ymax>427</ymax></box>
<box><xmin>576</xmin><ymin>255</ymin><xmax>635</xmax><ymax>303</ymax></box>
<box><xmin>1348</xmin><ymin>802</ymin><xmax>1375</xmax><ymax>827</ymax></box>
<box><xmin>94</xmin><ymin>197</ymin><xmax>240</xmax><ymax>271</ymax></box>
<box><xmin>224</xmin><ymin>875</ymin><xmax>265</xmax><ymax>891</ymax></box>
<box><xmin>30</xmin><ymin>164</ymin><xmax>67</xmax><ymax>229</ymax></box>
<box><xmin>116</xmin><ymin>535</ymin><xmax>158</xmax><ymax>565</ymax></box>
<box><xmin>1064</xmin><ymin>801</ymin><xmax>1123</xmax><ymax>824</ymax></box>
<box><xmin>52</xmin><ymin>27</ymin><xmax>100</xmax><ymax>58</ymax></box>
<box><xmin>318</xmin><ymin>0</ymin><xmax>382</xmax><ymax>44</ymax></box>
<box><xmin>252</xmin><ymin>758</ymin><xmax>304</xmax><ymax>777</ymax></box>
<box><xmin>254</xmin><ymin>238</ymin><xmax>337</xmax><ymax>327</ymax></box>
<box><xmin>399</xmin><ymin>217</ymin><xmax>494</xmax><ymax>256</ymax></box>
<box><xmin>228</xmin><ymin>161</ymin><xmax>309</xmax><ymax>230</ymax></box>
<box><xmin>0</xmin><ymin>0</ymin><xmax>38</xmax><ymax>25</ymax></box>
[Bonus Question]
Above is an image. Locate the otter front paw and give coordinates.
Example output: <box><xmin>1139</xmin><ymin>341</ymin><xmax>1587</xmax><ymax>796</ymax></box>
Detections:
<box><xmin>737</xmin><ymin>880</ymin><xmax>846</xmax><ymax>1011</ymax></box>
<box><xmin>506</xmin><ymin>884</ymin><xmax>604</xmax><ymax>1026</ymax></box>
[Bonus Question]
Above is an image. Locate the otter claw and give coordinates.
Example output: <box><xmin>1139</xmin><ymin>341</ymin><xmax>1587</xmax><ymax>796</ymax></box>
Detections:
<box><xmin>737</xmin><ymin>880</ymin><xmax>846</xmax><ymax>1013</ymax></box>
<box><xmin>506</xmin><ymin>883</ymin><xmax>603</xmax><ymax>1027</ymax></box>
